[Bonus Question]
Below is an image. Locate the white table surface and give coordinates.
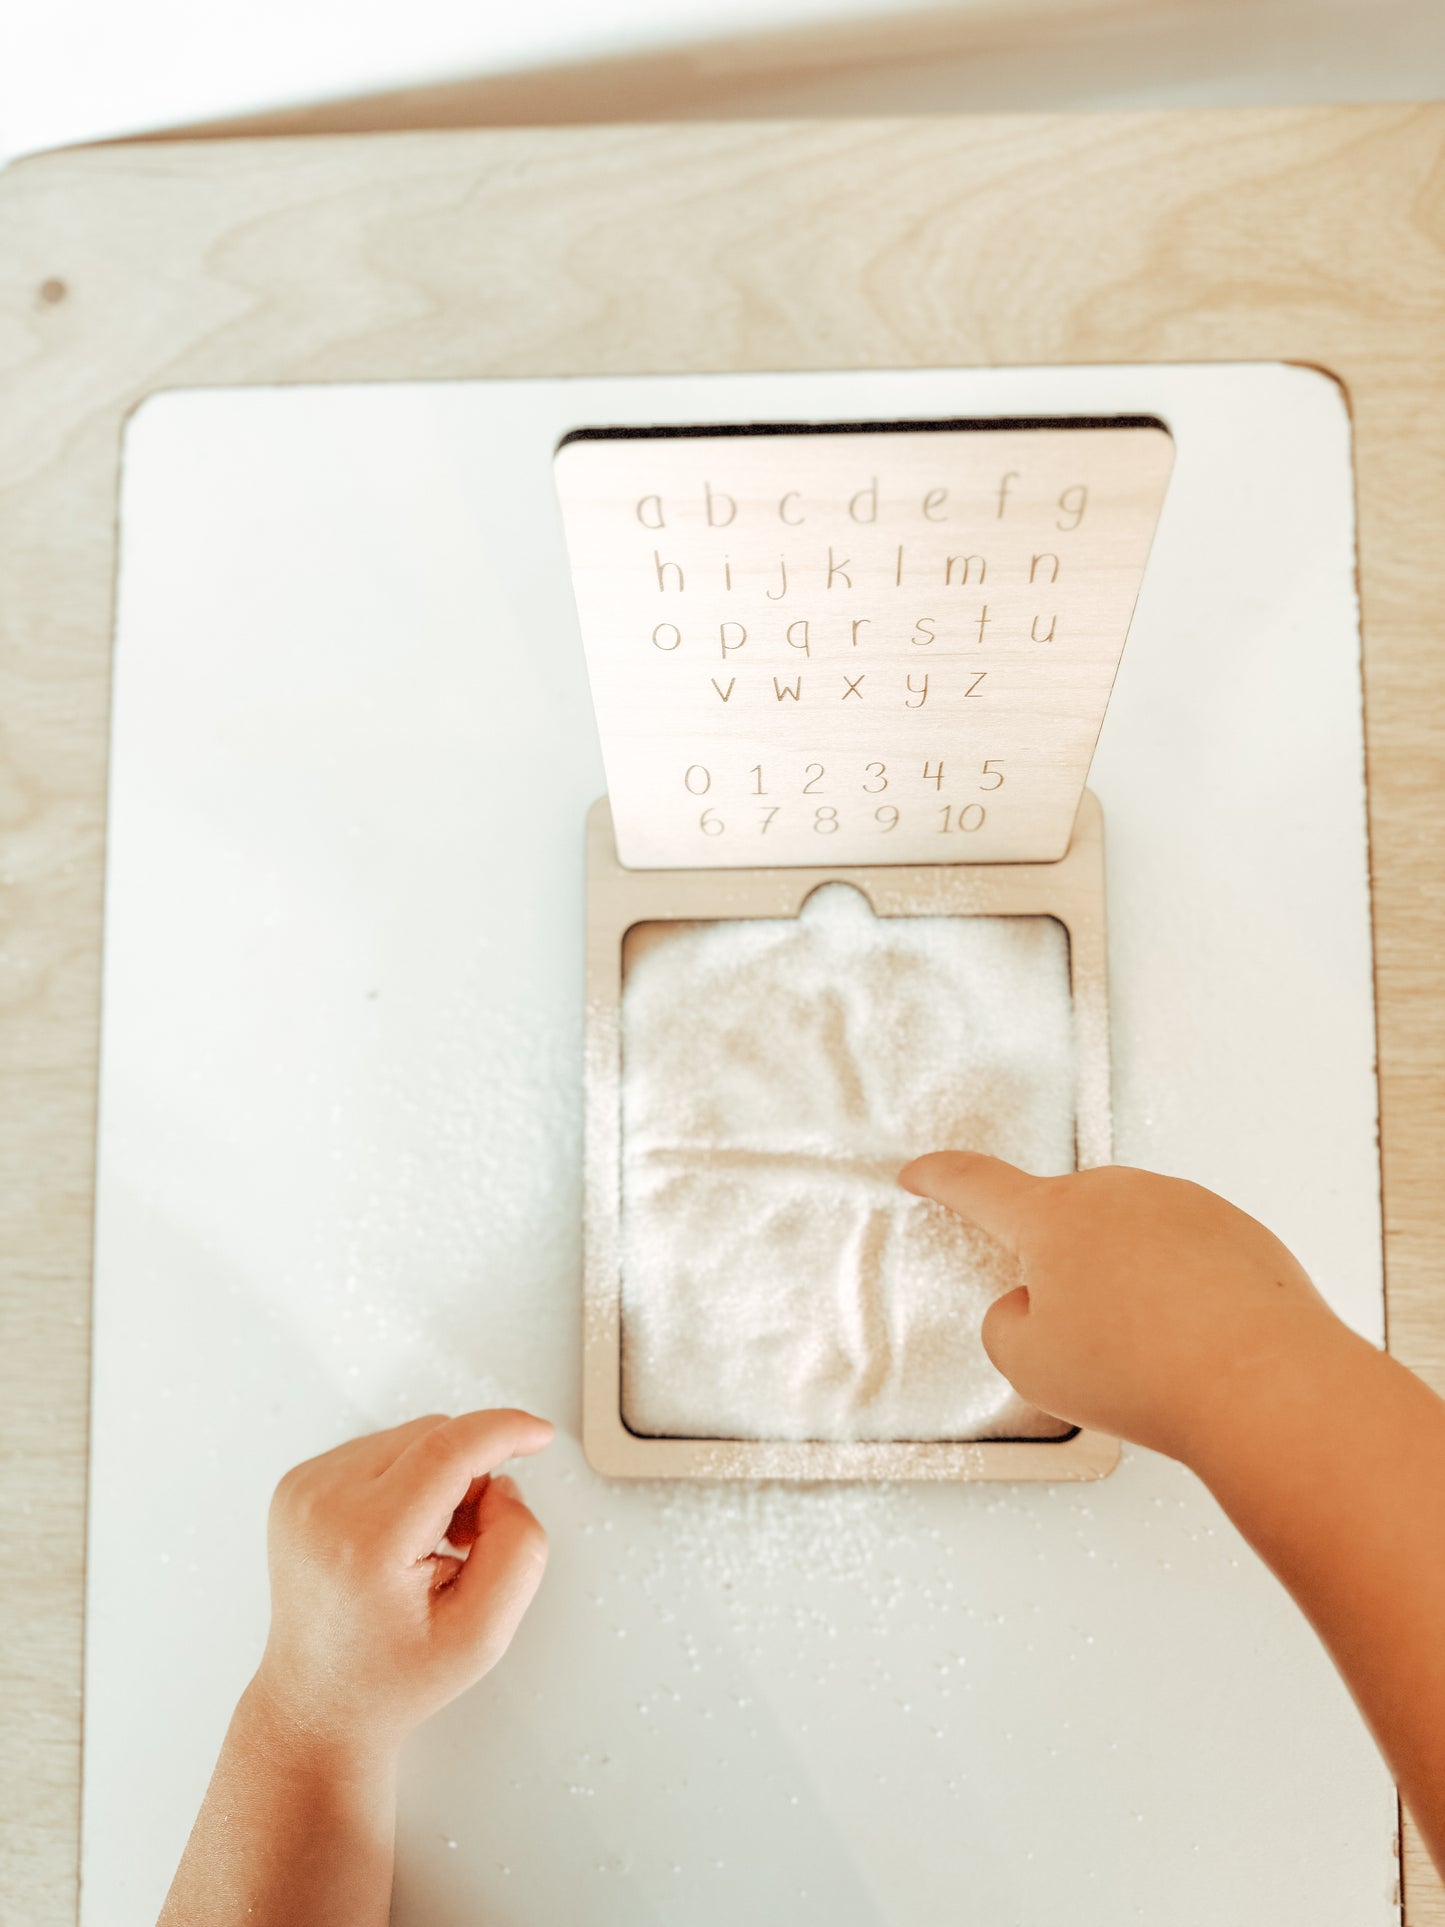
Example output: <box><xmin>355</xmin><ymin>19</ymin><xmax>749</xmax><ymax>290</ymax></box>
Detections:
<box><xmin>85</xmin><ymin>364</ymin><xmax>1394</xmax><ymax>1925</ymax></box>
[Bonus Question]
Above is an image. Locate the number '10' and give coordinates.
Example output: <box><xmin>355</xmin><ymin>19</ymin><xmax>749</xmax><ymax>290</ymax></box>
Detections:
<box><xmin>939</xmin><ymin>804</ymin><xmax>987</xmax><ymax>832</ymax></box>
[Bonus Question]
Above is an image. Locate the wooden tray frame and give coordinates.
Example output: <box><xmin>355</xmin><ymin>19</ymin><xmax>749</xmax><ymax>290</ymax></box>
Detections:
<box><xmin>583</xmin><ymin>788</ymin><xmax>1119</xmax><ymax>1481</ymax></box>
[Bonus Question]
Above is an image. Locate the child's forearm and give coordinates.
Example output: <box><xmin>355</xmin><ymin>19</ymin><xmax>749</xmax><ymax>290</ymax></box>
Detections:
<box><xmin>157</xmin><ymin>1677</ymin><xmax>397</xmax><ymax>1927</ymax></box>
<box><xmin>1185</xmin><ymin>1321</ymin><xmax>1445</xmax><ymax>1875</ymax></box>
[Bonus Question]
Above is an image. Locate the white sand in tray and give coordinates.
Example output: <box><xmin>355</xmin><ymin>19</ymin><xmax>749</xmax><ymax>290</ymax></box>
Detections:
<box><xmin>618</xmin><ymin>883</ymin><xmax>1078</xmax><ymax>1443</ymax></box>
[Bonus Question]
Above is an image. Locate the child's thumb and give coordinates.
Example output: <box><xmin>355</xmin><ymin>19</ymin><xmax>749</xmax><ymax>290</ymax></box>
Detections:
<box><xmin>981</xmin><ymin>1284</ymin><xmax>1031</xmax><ymax>1386</ymax></box>
<box><xmin>448</xmin><ymin>1476</ymin><xmax>549</xmax><ymax>1668</ymax></box>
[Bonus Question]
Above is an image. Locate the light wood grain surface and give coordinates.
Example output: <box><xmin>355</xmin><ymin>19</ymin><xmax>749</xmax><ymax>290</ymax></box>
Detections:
<box><xmin>555</xmin><ymin>424</ymin><xmax>1173</xmax><ymax>868</ymax></box>
<box><xmin>1</xmin><ymin>109</ymin><xmax>1441</xmax><ymax>1923</ymax></box>
<box><xmin>125</xmin><ymin>0</ymin><xmax>1445</xmax><ymax>138</ymax></box>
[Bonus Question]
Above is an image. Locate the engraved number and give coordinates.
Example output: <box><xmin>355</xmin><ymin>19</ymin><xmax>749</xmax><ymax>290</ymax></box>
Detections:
<box><xmin>802</xmin><ymin>762</ymin><xmax>826</xmax><ymax>794</ymax></box>
<box><xmin>684</xmin><ymin>764</ymin><xmax>711</xmax><ymax>796</ymax></box>
<box><xmin>759</xmin><ymin>807</ymin><xmax>780</xmax><ymax>834</ymax></box>
<box><xmin>922</xmin><ymin>760</ymin><xmax>945</xmax><ymax>790</ymax></box>
<box><xmin>750</xmin><ymin>764</ymin><xmax>767</xmax><ymax>795</ymax></box>
<box><xmin>863</xmin><ymin>761</ymin><xmax>888</xmax><ymax>793</ymax></box>
<box><xmin>813</xmin><ymin>806</ymin><xmax>839</xmax><ymax>834</ymax></box>
<box><xmin>875</xmin><ymin>805</ymin><xmax>899</xmax><ymax>833</ymax></box>
<box><xmin>938</xmin><ymin>804</ymin><xmax>987</xmax><ymax>833</ymax></box>
<box><xmin>700</xmin><ymin>808</ymin><xmax>724</xmax><ymax>836</ymax></box>
<box><xmin>980</xmin><ymin>760</ymin><xmax>1005</xmax><ymax>791</ymax></box>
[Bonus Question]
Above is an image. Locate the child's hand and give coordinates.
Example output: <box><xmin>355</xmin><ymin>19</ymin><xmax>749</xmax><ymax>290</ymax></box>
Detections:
<box><xmin>900</xmin><ymin>1154</ymin><xmax>1344</xmax><ymax>1463</ymax></box>
<box><xmin>252</xmin><ymin>1408</ymin><xmax>554</xmax><ymax>1754</ymax></box>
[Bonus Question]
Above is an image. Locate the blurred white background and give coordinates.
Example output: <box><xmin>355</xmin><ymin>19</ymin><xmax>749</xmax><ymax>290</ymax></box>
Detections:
<box><xmin>2</xmin><ymin>0</ymin><xmax>1443</xmax><ymax>171</ymax></box>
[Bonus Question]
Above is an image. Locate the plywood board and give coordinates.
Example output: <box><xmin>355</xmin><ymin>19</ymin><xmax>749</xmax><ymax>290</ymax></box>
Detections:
<box><xmin>554</xmin><ymin>421</ymin><xmax>1172</xmax><ymax>866</ymax></box>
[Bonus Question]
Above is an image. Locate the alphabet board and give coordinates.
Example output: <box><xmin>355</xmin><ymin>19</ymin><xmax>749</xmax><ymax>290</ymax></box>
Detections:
<box><xmin>554</xmin><ymin>421</ymin><xmax>1174</xmax><ymax>869</ymax></box>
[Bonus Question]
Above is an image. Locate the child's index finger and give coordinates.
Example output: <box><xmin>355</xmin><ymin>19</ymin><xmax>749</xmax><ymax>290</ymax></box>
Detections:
<box><xmin>378</xmin><ymin>1408</ymin><xmax>555</xmax><ymax>1558</ymax></box>
<box><xmin>898</xmin><ymin>1150</ymin><xmax>1043</xmax><ymax>1253</ymax></box>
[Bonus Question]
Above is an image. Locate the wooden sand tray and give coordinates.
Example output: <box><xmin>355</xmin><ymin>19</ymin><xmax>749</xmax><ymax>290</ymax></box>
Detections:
<box><xmin>583</xmin><ymin>791</ymin><xmax>1119</xmax><ymax>1481</ymax></box>
<box><xmin>558</xmin><ymin>418</ymin><xmax>1173</xmax><ymax>1478</ymax></box>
